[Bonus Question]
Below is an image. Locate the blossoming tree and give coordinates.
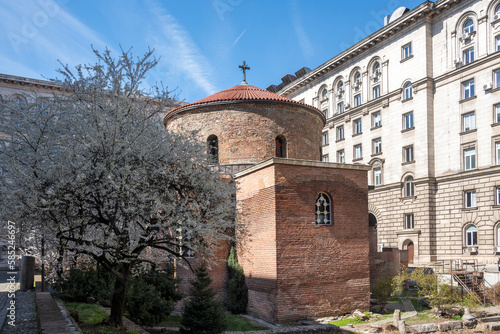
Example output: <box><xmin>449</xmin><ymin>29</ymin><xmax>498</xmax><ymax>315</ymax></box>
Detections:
<box><xmin>0</xmin><ymin>48</ymin><xmax>236</xmax><ymax>327</ymax></box>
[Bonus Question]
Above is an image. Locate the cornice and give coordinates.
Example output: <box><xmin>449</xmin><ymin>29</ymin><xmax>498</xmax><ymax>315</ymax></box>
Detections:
<box><xmin>279</xmin><ymin>2</ymin><xmax>436</xmax><ymax>96</ymax></box>
<box><xmin>279</xmin><ymin>0</ymin><xmax>466</xmax><ymax>97</ymax></box>
<box><xmin>0</xmin><ymin>73</ymin><xmax>63</xmax><ymax>91</ymax></box>
<box><xmin>434</xmin><ymin>52</ymin><xmax>500</xmax><ymax>85</ymax></box>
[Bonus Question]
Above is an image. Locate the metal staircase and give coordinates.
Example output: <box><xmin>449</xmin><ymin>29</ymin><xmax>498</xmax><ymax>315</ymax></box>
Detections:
<box><xmin>433</xmin><ymin>259</ymin><xmax>495</xmax><ymax>305</ymax></box>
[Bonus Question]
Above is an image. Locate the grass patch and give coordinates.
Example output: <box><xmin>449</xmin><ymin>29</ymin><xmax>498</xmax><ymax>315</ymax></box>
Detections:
<box><xmin>404</xmin><ymin>311</ymin><xmax>436</xmax><ymax>325</ymax></box>
<box><xmin>160</xmin><ymin>314</ymin><xmax>181</xmax><ymax>327</ymax></box>
<box><xmin>160</xmin><ymin>314</ymin><xmax>268</xmax><ymax>331</ymax></box>
<box><xmin>329</xmin><ymin>317</ymin><xmax>363</xmax><ymax>326</ymax></box>
<box><xmin>64</xmin><ymin>302</ymin><xmax>142</xmax><ymax>334</ymax></box>
<box><xmin>226</xmin><ymin>315</ymin><xmax>268</xmax><ymax>331</ymax></box>
<box><xmin>65</xmin><ymin>302</ymin><xmax>108</xmax><ymax>324</ymax></box>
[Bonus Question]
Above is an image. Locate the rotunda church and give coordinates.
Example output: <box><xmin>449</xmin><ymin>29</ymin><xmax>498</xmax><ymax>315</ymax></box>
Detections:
<box><xmin>163</xmin><ymin>77</ymin><xmax>371</xmax><ymax>323</ymax></box>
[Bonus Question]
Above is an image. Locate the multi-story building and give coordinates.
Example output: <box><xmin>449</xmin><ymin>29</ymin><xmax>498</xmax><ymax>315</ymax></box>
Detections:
<box><xmin>270</xmin><ymin>0</ymin><xmax>500</xmax><ymax>271</ymax></box>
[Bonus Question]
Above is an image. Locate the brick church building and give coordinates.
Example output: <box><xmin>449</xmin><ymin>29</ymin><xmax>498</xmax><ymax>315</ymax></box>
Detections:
<box><xmin>163</xmin><ymin>79</ymin><xmax>371</xmax><ymax>322</ymax></box>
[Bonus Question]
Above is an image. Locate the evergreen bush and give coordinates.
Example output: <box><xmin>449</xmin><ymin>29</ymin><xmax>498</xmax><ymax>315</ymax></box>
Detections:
<box><xmin>125</xmin><ymin>267</ymin><xmax>182</xmax><ymax>326</ymax></box>
<box><xmin>180</xmin><ymin>265</ymin><xmax>227</xmax><ymax>334</ymax></box>
<box><xmin>227</xmin><ymin>246</ymin><xmax>248</xmax><ymax>314</ymax></box>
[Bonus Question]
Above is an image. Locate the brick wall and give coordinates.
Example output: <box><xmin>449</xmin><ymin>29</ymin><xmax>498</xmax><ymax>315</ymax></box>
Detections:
<box><xmin>236</xmin><ymin>159</ymin><xmax>370</xmax><ymax>323</ymax></box>
<box><xmin>166</xmin><ymin>102</ymin><xmax>324</xmax><ymax>164</ymax></box>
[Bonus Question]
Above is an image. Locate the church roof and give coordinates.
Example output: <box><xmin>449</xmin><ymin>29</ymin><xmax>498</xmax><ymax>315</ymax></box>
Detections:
<box><xmin>163</xmin><ymin>83</ymin><xmax>323</xmax><ymax>125</ymax></box>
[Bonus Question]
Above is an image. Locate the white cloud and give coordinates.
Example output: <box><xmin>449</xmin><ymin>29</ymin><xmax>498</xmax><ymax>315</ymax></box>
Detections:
<box><xmin>290</xmin><ymin>0</ymin><xmax>314</xmax><ymax>58</ymax></box>
<box><xmin>145</xmin><ymin>0</ymin><xmax>217</xmax><ymax>97</ymax></box>
<box><xmin>0</xmin><ymin>0</ymin><xmax>115</xmax><ymax>79</ymax></box>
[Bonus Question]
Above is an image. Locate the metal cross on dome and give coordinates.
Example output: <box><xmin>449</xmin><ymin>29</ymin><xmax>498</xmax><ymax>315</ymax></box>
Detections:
<box><xmin>239</xmin><ymin>61</ymin><xmax>250</xmax><ymax>84</ymax></box>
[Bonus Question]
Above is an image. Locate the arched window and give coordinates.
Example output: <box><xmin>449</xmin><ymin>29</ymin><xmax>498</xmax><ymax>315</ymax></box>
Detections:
<box><xmin>11</xmin><ymin>94</ymin><xmax>26</xmax><ymax>104</ymax></box>
<box><xmin>207</xmin><ymin>135</ymin><xmax>218</xmax><ymax>163</ymax></box>
<box><xmin>496</xmin><ymin>4</ymin><xmax>500</xmax><ymax>15</ymax></box>
<box><xmin>353</xmin><ymin>72</ymin><xmax>361</xmax><ymax>90</ymax></box>
<box><xmin>463</xmin><ymin>19</ymin><xmax>474</xmax><ymax>34</ymax></box>
<box><xmin>404</xmin><ymin>176</ymin><xmax>414</xmax><ymax>197</ymax></box>
<box><xmin>337</xmin><ymin>81</ymin><xmax>344</xmax><ymax>93</ymax></box>
<box><xmin>465</xmin><ymin>225</ymin><xmax>477</xmax><ymax>247</ymax></box>
<box><xmin>275</xmin><ymin>135</ymin><xmax>286</xmax><ymax>158</ymax></box>
<box><xmin>321</xmin><ymin>87</ymin><xmax>328</xmax><ymax>100</ymax></box>
<box><xmin>372</xmin><ymin>62</ymin><xmax>381</xmax><ymax>81</ymax></box>
<box><xmin>403</xmin><ymin>82</ymin><xmax>413</xmax><ymax>100</ymax></box>
<box><xmin>315</xmin><ymin>193</ymin><xmax>332</xmax><ymax>225</ymax></box>
<box><xmin>496</xmin><ymin>224</ymin><xmax>500</xmax><ymax>247</ymax></box>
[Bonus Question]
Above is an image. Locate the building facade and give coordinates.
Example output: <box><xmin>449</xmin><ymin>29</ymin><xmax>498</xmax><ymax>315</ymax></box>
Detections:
<box><xmin>271</xmin><ymin>0</ymin><xmax>500</xmax><ymax>270</ymax></box>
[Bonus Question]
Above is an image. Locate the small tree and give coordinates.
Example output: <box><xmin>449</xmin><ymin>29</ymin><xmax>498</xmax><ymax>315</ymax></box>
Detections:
<box><xmin>371</xmin><ymin>276</ymin><xmax>393</xmax><ymax>311</ymax></box>
<box><xmin>393</xmin><ymin>266</ymin><xmax>464</xmax><ymax>315</ymax></box>
<box><xmin>227</xmin><ymin>246</ymin><xmax>248</xmax><ymax>314</ymax></box>
<box><xmin>126</xmin><ymin>266</ymin><xmax>182</xmax><ymax>326</ymax></box>
<box><xmin>180</xmin><ymin>265</ymin><xmax>227</xmax><ymax>334</ymax></box>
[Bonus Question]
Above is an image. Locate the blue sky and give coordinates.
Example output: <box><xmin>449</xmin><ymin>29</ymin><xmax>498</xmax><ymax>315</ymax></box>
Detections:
<box><xmin>0</xmin><ymin>0</ymin><xmax>423</xmax><ymax>103</ymax></box>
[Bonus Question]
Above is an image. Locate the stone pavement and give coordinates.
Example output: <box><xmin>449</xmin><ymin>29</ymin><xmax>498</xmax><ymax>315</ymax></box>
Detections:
<box><xmin>0</xmin><ymin>273</ymin><xmax>79</xmax><ymax>334</ymax></box>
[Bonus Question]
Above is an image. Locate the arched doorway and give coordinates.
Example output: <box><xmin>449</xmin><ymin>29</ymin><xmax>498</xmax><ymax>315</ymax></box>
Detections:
<box><xmin>407</xmin><ymin>241</ymin><xmax>414</xmax><ymax>264</ymax></box>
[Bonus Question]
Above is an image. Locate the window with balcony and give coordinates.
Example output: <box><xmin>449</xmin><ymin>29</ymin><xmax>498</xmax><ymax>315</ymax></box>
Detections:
<box><xmin>373</xmin><ymin>85</ymin><xmax>381</xmax><ymax>99</ymax></box>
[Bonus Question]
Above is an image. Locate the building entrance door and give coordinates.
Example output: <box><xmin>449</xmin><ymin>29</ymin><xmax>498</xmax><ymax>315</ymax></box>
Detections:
<box><xmin>408</xmin><ymin>241</ymin><xmax>414</xmax><ymax>264</ymax></box>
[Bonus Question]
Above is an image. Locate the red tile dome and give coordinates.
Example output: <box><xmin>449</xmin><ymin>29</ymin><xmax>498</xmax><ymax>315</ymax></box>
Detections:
<box><xmin>163</xmin><ymin>83</ymin><xmax>323</xmax><ymax>125</ymax></box>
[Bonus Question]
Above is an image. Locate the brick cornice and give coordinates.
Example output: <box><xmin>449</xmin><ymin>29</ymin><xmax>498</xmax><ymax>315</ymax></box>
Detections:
<box><xmin>234</xmin><ymin>157</ymin><xmax>371</xmax><ymax>179</ymax></box>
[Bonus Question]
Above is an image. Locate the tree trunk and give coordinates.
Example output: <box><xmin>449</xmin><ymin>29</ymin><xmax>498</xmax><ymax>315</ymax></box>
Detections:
<box><xmin>108</xmin><ymin>263</ymin><xmax>131</xmax><ymax>327</ymax></box>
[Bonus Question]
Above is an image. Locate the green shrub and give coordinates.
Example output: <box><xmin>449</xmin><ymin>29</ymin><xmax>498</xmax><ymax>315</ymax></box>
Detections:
<box><xmin>227</xmin><ymin>246</ymin><xmax>248</xmax><ymax>314</ymax></box>
<box><xmin>125</xmin><ymin>267</ymin><xmax>182</xmax><ymax>326</ymax></box>
<box><xmin>180</xmin><ymin>265</ymin><xmax>227</xmax><ymax>334</ymax></box>
<box><xmin>54</xmin><ymin>263</ymin><xmax>114</xmax><ymax>304</ymax></box>
<box><xmin>371</xmin><ymin>276</ymin><xmax>393</xmax><ymax>310</ymax></box>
